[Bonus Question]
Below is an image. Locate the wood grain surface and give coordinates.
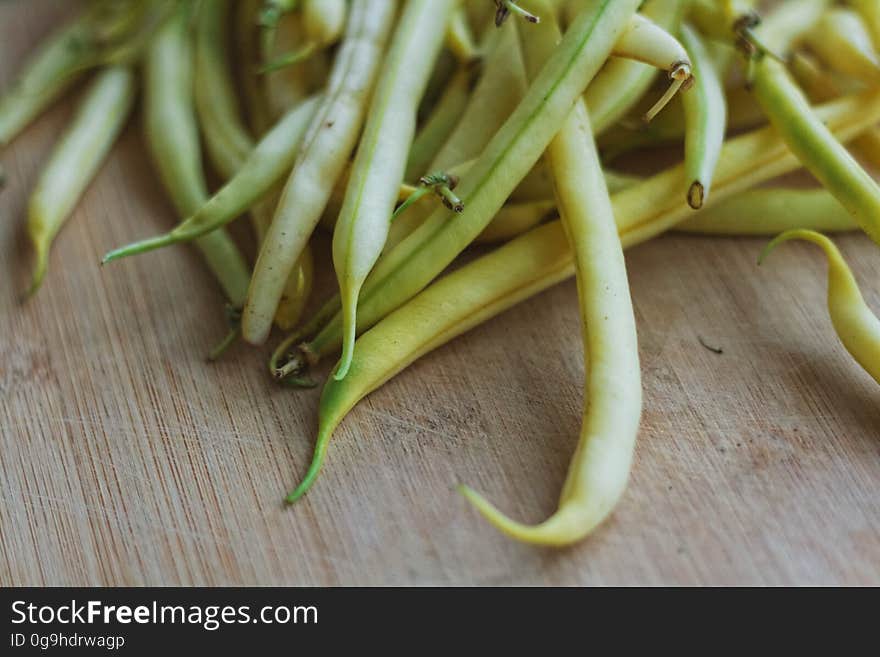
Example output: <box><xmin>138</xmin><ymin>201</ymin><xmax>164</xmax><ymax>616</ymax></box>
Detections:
<box><xmin>1</xmin><ymin>1</ymin><xmax>878</xmax><ymax>586</ymax></box>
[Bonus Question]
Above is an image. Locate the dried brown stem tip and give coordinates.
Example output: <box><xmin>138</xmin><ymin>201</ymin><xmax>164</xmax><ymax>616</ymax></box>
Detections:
<box><xmin>494</xmin><ymin>1</ymin><xmax>540</xmax><ymax>28</ymax></box>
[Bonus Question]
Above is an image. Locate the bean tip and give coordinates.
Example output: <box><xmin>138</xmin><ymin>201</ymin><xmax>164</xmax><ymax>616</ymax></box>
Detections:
<box><xmin>687</xmin><ymin>182</ymin><xmax>705</xmax><ymax>210</ymax></box>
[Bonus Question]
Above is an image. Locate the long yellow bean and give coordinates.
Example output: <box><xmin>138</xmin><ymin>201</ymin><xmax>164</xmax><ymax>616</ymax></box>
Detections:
<box><xmin>461</xmin><ymin>3</ymin><xmax>641</xmax><ymax>546</ymax></box>
<box><xmin>760</xmin><ymin>230</ymin><xmax>880</xmax><ymax>385</ymax></box>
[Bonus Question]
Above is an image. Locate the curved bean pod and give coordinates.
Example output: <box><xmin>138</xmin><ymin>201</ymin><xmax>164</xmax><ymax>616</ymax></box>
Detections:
<box><xmin>242</xmin><ymin>0</ymin><xmax>398</xmax><ymax>345</ymax></box>
<box><xmin>333</xmin><ymin>0</ymin><xmax>455</xmax><ymax>379</ymax></box>
<box><xmin>461</xmin><ymin>2</ymin><xmax>641</xmax><ymax>546</ymax></box>
<box><xmin>27</xmin><ymin>66</ymin><xmax>135</xmax><ymax>296</ymax></box>
<box><xmin>760</xmin><ymin>230</ymin><xmax>880</xmax><ymax>385</ymax></box>
<box><xmin>612</xmin><ymin>13</ymin><xmax>689</xmax><ymax>72</ymax></box>
<box><xmin>680</xmin><ymin>23</ymin><xmax>726</xmax><ymax>209</ymax></box>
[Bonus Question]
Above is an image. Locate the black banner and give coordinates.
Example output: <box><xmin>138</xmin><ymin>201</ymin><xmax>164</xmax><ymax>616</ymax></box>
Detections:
<box><xmin>0</xmin><ymin>587</ymin><xmax>865</xmax><ymax>652</ymax></box>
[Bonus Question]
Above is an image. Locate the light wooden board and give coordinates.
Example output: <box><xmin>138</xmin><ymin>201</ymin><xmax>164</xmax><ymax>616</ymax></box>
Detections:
<box><xmin>1</xmin><ymin>1</ymin><xmax>878</xmax><ymax>586</ymax></box>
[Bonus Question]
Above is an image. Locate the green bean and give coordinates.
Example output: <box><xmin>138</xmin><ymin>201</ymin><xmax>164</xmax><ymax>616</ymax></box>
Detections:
<box><xmin>197</xmin><ymin>0</ymin><xmax>270</xmax><ymax>243</ymax></box>
<box><xmin>582</xmin><ymin>0</ymin><xmax>685</xmax><ymax>135</ymax></box>
<box><xmin>243</xmin><ymin>0</ymin><xmax>398</xmax><ymax>345</ymax></box>
<box><xmin>676</xmin><ymin>188</ymin><xmax>856</xmax><ymax>236</ymax></box>
<box><xmin>27</xmin><ymin>66</ymin><xmax>135</xmax><ymax>296</ymax></box>
<box><xmin>287</xmin><ymin>0</ymin><xmax>642</xmax><ymax>372</ymax></box>
<box><xmin>103</xmin><ymin>96</ymin><xmax>320</xmax><ymax>261</ymax></box>
<box><xmin>609</xmin><ymin>11</ymin><xmax>693</xmax><ymax>125</ymax></box>
<box><xmin>405</xmin><ymin>68</ymin><xmax>473</xmax><ymax>182</ymax></box>
<box><xmin>748</xmin><ymin>54</ymin><xmax>880</xmax><ymax>246</ymax></box>
<box><xmin>805</xmin><ymin>8</ymin><xmax>880</xmax><ymax>86</ymax></box>
<box><xmin>333</xmin><ymin>0</ymin><xmax>455</xmax><ymax>380</ymax></box>
<box><xmin>760</xmin><ymin>230</ymin><xmax>880</xmax><ymax>385</ymax></box>
<box><xmin>142</xmin><ymin>6</ymin><xmax>250</xmax><ymax>306</ymax></box>
<box><xmin>680</xmin><ymin>23</ymin><xmax>726</xmax><ymax>209</ymax></box>
<box><xmin>461</xmin><ymin>4</ymin><xmax>641</xmax><ymax>545</ymax></box>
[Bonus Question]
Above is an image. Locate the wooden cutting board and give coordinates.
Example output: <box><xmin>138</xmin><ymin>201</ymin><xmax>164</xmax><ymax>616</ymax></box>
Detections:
<box><xmin>1</xmin><ymin>1</ymin><xmax>878</xmax><ymax>586</ymax></box>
